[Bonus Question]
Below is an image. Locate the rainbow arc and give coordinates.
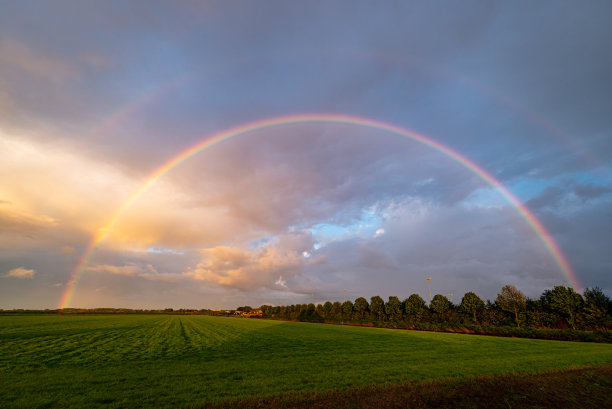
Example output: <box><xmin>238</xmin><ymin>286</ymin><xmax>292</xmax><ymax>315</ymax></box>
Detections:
<box><xmin>58</xmin><ymin>114</ymin><xmax>580</xmax><ymax>309</ymax></box>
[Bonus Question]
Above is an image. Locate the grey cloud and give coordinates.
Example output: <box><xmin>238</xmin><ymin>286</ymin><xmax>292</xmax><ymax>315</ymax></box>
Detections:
<box><xmin>525</xmin><ymin>187</ymin><xmax>566</xmax><ymax>210</ymax></box>
<box><xmin>573</xmin><ymin>183</ymin><xmax>612</xmax><ymax>200</ymax></box>
<box><xmin>292</xmin><ymin>201</ymin><xmax>573</xmax><ymax>302</ymax></box>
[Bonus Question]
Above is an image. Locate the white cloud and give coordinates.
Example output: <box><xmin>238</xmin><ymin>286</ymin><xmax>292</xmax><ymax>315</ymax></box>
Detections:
<box><xmin>275</xmin><ymin>276</ymin><xmax>288</xmax><ymax>288</ymax></box>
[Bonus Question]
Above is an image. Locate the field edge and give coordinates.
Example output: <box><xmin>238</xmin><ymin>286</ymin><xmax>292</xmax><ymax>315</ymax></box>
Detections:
<box><xmin>203</xmin><ymin>363</ymin><xmax>612</xmax><ymax>409</ymax></box>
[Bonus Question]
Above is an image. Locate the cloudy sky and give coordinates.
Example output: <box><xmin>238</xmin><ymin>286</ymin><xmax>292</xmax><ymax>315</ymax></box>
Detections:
<box><xmin>1</xmin><ymin>1</ymin><xmax>611</xmax><ymax>309</ymax></box>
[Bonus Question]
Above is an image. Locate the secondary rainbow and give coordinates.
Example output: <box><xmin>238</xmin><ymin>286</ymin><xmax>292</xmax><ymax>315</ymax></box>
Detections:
<box><xmin>58</xmin><ymin>114</ymin><xmax>580</xmax><ymax>309</ymax></box>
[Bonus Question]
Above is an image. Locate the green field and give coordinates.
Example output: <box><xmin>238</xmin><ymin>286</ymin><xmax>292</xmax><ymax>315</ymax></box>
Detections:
<box><xmin>1</xmin><ymin>315</ymin><xmax>611</xmax><ymax>408</ymax></box>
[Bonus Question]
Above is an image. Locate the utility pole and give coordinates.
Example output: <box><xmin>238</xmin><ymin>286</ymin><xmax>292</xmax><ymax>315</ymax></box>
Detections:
<box><xmin>426</xmin><ymin>277</ymin><xmax>432</xmax><ymax>303</ymax></box>
<box><xmin>344</xmin><ymin>289</ymin><xmax>347</xmax><ymax>303</ymax></box>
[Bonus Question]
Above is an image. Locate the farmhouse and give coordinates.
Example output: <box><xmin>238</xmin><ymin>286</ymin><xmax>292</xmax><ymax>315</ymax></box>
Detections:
<box><xmin>233</xmin><ymin>309</ymin><xmax>263</xmax><ymax>318</ymax></box>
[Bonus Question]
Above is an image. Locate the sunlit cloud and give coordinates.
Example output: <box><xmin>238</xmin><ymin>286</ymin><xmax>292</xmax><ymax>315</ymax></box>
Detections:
<box><xmin>87</xmin><ymin>263</ymin><xmax>185</xmax><ymax>283</ymax></box>
<box><xmin>5</xmin><ymin>267</ymin><xmax>36</xmax><ymax>279</ymax></box>
<box><xmin>60</xmin><ymin>246</ymin><xmax>76</xmax><ymax>254</ymax></box>
<box><xmin>0</xmin><ymin>204</ymin><xmax>58</xmax><ymax>233</ymax></box>
<box><xmin>0</xmin><ymin>133</ymin><xmax>134</xmax><ymax>237</ymax></box>
<box><xmin>87</xmin><ymin>263</ymin><xmax>152</xmax><ymax>277</ymax></box>
<box><xmin>186</xmin><ymin>231</ymin><xmax>314</xmax><ymax>291</ymax></box>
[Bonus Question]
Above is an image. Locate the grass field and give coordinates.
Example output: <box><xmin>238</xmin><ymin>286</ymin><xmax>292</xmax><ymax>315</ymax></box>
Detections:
<box><xmin>1</xmin><ymin>315</ymin><xmax>611</xmax><ymax>408</ymax></box>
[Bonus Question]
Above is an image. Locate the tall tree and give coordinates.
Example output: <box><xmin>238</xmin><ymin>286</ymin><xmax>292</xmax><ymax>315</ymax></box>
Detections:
<box><xmin>369</xmin><ymin>296</ymin><xmax>385</xmax><ymax>320</ymax></box>
<box><xmin>385</xmin><ymin>296</ymin><xmax>402</xmax><ymax>321</ymax></box>
<box><xmin>583</xmin><ymin>286</ymin><xmax>611</xmax><ymax>329</ymax></box>
<box><xmin>260</xmin><ymin>305</ymin><xmax>272</xmax><ymax>317</ymax></box>
<box><xmin>547</xmin><ymin>286</ymin><xmax>583</xmax><ymax>329</ymax></box>
<box><xmin>341</xmin><ymin>300</ymin><xmax>354</xmax><ymax>318</ymax></box>
<box><xmin>404</xmin><ymin>294</ymin><xmax>426</xmax><ymax>323</ymax></box>
<box><xmin>331</xmin><ymin>301</ymin><xmax>342</xmax><ymax>319</ymax></box>
<box><xmin>315</xmin><ymin>303</ymin><xmax>325</xmax><ymax>318</ymax></box>
<box><xmin>583</xmin><ymin>286</ymin><xmax>611</xmax><ymax>312</ymax></box>
<box><xmin>297</xmin><ymin>304</ymin><xmax>323</xmax><ymax>322</ymax></box>
<box><xmin>459</xmin><ymin>292</ymin><xmax>485</xmax><ymax>323</ymax></box>
<box><xmin>430</xmin><ymin>294</ymin><xmax>451</xmax><ymax>318</ymax></box>
<box><xmin>496</xmin><ymin>285</ymin><xmax>526</xmax><ymax>327</ymax></box>
<box><xmin>323</xmin><ymin>301</ymin><xmax>333</xmax><ymax>318</ymax></box>
<box><xmin>354</xmin><ymin>297</ymin><xmax>369</xmax><ymax>319</ymax></box>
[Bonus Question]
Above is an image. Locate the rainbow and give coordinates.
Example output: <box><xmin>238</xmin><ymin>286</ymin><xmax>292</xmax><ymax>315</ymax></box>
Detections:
<box><xmin>58</xmin><ymin>114</ymin><xmax>580</xmax><ymax>308</ymax></box>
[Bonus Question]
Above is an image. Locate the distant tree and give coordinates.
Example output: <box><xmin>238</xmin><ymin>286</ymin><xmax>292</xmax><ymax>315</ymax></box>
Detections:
<box><xmin>331</xmin><ymin>301</ymin><xmax>342</xmax><ymax>319</ymax></box>
<box><xmin>237</xmin><ymin>306</ymin><xmax>253</xmax><ymax>313</ymax></box>
<box><xmin>496</xmin><ymin>285</ymin><xmax>526</xmax><ymax>327</ymax></box>
<box><xmin>459</xmin><ymin>292</ymin><xmax>485</xmax><ymax>323</ymax></box>
<box><xmin>583</xmin><ymin>287</ymin><xmax>611</xmax><ymax>329</ymax></box>
<box><xmin>369</xmin><ymin>296</ymin><xmax>385</xmax><ymax>320</ymax></box>
<box><xmin>546</xmin><ymin>286</ymin><xmax>583</xmax><ymax>329</ymax></box>
<box><xmin>323</xmin><ymin>301</ymin><xmax>333</xmax><ymax>318</ymax></box>
<box><xmin>583</xmin><ymin>303</ymin><xmax>608</xmax><ymax>329</ymax></box>
<box><xmin>385</xmin><ymin>296</ymin><xmax>402</xmax><ymax>321</ymax></box>
<box><xmin>316</xmin><ymin>303</ymin><xmax>325</xmax><ymax>318</ymax></box>
<box><xmin>354</xmin><ymin>297</ymin><xmax>369</xmax><ymax>319</ymax></box>
<box><xmin>286</xmin><ymin>304</ymin><xmax>293</xmax><ymax>317</ymax></box>
<box><xmin>479</xmin><ymin>300</ymin><xmax>506</xmax><ymax>326</ymax></box>
<box><xmin>404</xmin><ymin>294</ymin><xmax>426</xmax><ymax>323</ymax></box>
<box><xmin>526</xmin><ymin>299</ymin><xmax>557</xmax><ymax>328</ymax></box>
<box><xmin>259</xmin><ymin>305</ymin><xmax>272</xmax><ymax>317</ymax></box>
<box><xmin>297</xmin><ymin>305</ymin><xmax>323</xmax><ymax>322</ymax></box>
<box><xmin>430</xmin><ymin>294</ymin><xmax>451</xmax><ymax>318</ymax></box>
<box><xmin>342</xmin><ymin>300</ymin><xmax>354</xmax><ymax>318</ymax></box>
<box><xmin>584</xmin><ymin>286</ymin><xmax>611</xmax><ymax>312</ymax></box>
<box><xmin>538</xmin><ymin>291</ymin><xmax>564</xmax><ymax>327</ymax></box>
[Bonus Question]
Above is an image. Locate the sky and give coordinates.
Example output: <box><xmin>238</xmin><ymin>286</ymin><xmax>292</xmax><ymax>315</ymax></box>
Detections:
<box><xmin>1</xmin><ymin>1</ymin><xmax>611</xmax><ymax>309</ymax></box>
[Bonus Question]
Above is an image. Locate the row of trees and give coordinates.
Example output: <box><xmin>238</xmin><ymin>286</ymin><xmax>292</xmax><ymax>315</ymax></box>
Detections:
<box><xmin>258</xmin><ymin>285</ymin><xmax>611</xmax><ymax>331</ymax></box>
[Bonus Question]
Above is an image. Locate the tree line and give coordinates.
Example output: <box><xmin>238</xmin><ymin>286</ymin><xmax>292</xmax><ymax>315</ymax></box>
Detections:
<box><xmin>255</xmin><ymin>285</ymin><xmax>611</xmax><ymax>331</ymax></box>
